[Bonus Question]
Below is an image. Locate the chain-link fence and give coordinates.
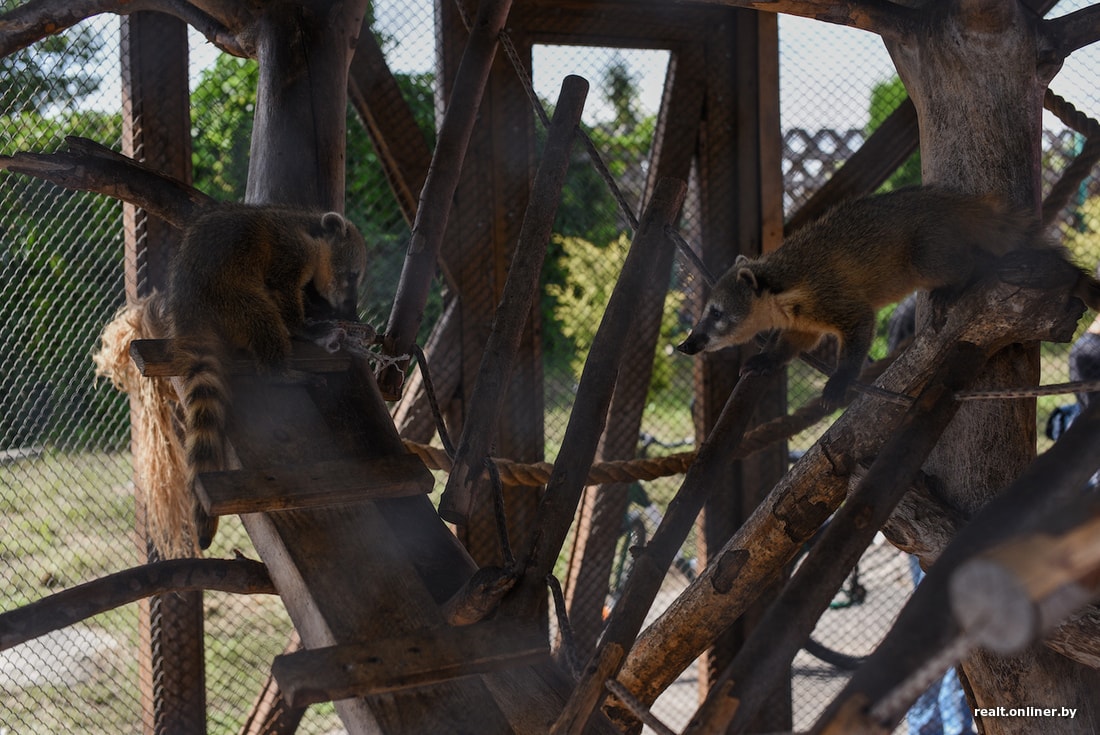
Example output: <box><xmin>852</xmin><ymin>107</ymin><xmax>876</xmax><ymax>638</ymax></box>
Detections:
<box><xmin>2</xmin><ymin>2</ymin><xmax>1100</xmax><ymax>734</ymax></box>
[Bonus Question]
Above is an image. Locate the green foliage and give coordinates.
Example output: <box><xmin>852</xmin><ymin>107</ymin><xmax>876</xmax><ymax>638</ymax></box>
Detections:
<box><xmin>545</xmin><ymin>233</ymin><xmax>684</xmax><ymax>399</ymax></box>
<box><xmin>0</xmin><ymin>32</ymin><xmax>128</xmax><ymax>450</ymax></box>
<box><xmin>190</xmin><ymin>55</ymin><xmax>258</xmax><ymax>200</ymax></box>
<box><xmin>0</xmin><ymin>20</ymin><xmax>104</xmax><ymax>115</ymax></box>
<box><xmin>1059</xmin><ymin>194</ymin><xmax>1100</xmax><ymax>275</ymax></box>
<box><xmin>344</xmin><ymin>71</ymin><xmax>437</xmax><ymax>326</ymax></box>
<box><xmin>545</xmin><ymin>60</ymin><xmax>658</xmax><ymax>366</ymax></box>
<box><xmin>867</xmin><ymin>77</ymin><xmax>921</xmax><ymax>190</ymax></box>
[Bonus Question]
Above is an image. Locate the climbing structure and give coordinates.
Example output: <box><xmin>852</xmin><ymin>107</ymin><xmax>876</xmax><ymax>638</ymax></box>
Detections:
<box><xmin>130</xmin><ymin>337</ymin><xmax>586</xmax><ymax>733</ymax></box>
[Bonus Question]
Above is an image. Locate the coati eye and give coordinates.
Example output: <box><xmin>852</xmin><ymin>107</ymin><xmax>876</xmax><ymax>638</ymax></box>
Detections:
<box><xmin>708</xmin><ymin>305</ymin><xmax>724</xmax><ymax>321</ymax></box>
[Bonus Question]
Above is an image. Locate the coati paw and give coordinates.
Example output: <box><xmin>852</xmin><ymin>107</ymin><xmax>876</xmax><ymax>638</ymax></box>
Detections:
<box><xmin>821</xmin><ymin>376</ymin><xmax>851</xmax><ymax>410</ymax></box>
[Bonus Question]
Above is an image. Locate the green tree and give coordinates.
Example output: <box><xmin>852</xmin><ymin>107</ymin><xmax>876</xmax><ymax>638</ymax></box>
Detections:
<box><xmin>0</xmin><ymin>10</ymin><xmax>104</xmax><ymax>119</ymax></box>
<box><xmin>190</xmin><ymin>55</ymin><xmax>258</xmax><ymax>200</ymax></box>
<box><xmin>867</xmin><ymin>77</ymin><xmax>921</xmax><ymax>190</ymax></box>
<box><xmin>544</xmin><ymin>60</ymin><xmax>658</xmax><ymax>367</ymax></box>
<box><xmin>546</xmin><ymin>233</ymin><xmax>683</xmax><ymax>399</ymax></box>
<box><xmin>1</xmin><ymin>106</ymin><xmax>127</xmax><ymax>449</ymax></box>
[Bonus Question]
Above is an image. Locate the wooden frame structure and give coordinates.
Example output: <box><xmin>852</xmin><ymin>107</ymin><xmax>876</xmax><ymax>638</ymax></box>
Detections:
<box><xmin>4</xmin><ymin>0</ymin><xmax>1100</xmax><ymax>733</ymax></box>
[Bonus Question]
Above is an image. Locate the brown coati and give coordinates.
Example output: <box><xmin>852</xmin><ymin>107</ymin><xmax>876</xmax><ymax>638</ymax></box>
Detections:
<box><xmin>678</xmin><ymin>187</ymin><xmax>1100</xmax><ymax>408</ymax></box>
<box><xmin>165</xmin><ymin>204</ymin><xmax>367</xmax><ymax>548</ymax></box>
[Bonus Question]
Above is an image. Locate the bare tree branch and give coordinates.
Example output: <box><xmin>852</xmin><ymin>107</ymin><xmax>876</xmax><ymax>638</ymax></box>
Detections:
<box><xmin>0</xmin><ymin>0</ymin><xmax>248</xmax><ymax>60</ymax></box>
<box><xmin>685</xmin><ymin>0</ymin><xmax>919</xmax><ymax>41</ymax></box>
<box><xmin>1045</xmin><ymin>4</ymin><xmax>1100</xmax><ymax>59</ymax></box>
<box><xmin>0</xmin><ymin>558</ymin><xmax>274</xmax><ymax>652</ymax></box>
<box><xmin>0</xmin><ymin>136</ymin><xmax>214</xmax><ymax>227</ymax></box>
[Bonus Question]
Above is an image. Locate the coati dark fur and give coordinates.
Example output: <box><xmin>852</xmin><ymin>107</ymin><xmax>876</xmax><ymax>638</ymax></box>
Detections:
<box><xmin>166</xmin><ymin>204</ymin><xmax>367</xmax><ymax>548</ymax></box>
<box><xmin>678</xmin><ymin>187</ymin><xmax>1100</xmax><ymax>408</ymax></box>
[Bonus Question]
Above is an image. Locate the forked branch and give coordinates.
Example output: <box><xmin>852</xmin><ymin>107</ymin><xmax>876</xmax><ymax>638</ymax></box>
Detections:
<box><xmin>0</xmin><ymin>136</ymin><xmax>214</xmax><ymax>226</ymax></box>
<box><xmin>0</xmin><ymin>0</ymin><xmax>248</xmax><ymax>59</ymax></box>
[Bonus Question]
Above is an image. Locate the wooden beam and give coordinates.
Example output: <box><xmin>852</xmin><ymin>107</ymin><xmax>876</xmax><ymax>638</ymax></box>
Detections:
<box><xmin>381</xmin><ymin>0</ymin><xmax>513</xmax><ymax>396</ymax></box>
<box><xmin>0</xmin><ymin>559</ymin><xmax>273</xmax><ymax>652</ymax></box>
<box><xmin>226</xmin><ymin>364</ymin><xmax>517</xmax><ymax>733</ymax></box>
<box><xmin>817</xmin><ymin>383</ymin><xmax>1100</xmax><ymax>733</ymax></box>
<box><xmin>509</xmin><ymin>178</ymin><xmax>687</xmax><ymax>621</ymax></box>
<box><xmin>239</xmin><ymin>633</ymin><xmax>306</xmax><ymax>735</ymax></box>
<box><xmin>950</xmin><ymin>497</ymin><xmax>1100</xmax><ymax>655</ymax></box>
<box><xmin>195</xmin><ymin>455</ymin><xmax>433</xmax><ymax>515</ymax></box>
<box><xmin>438</xmin><ymin>74</ymin><xmax>588</xmax><ymax>525</ymax></box>
<box><xmin>272</xmin><ymin>622</ymin><xmax>549</xmax><ymax>707</ymax></box>
<box><xmin>692</xmin><ymin>10</ymin><xmax>790</xmax><ymax>733</ymax></box>
<box><xmin>686</xmin><ymin>343</ymin><xmax>987</xmax><ymax>735</ymax></box>
<box><xmin>120</xmin><ymin>12</ymin><xmax>205</xmax><ymax>735</ymax></box>
<box><xmin>564</xmin><ymin>43</ymin><xmax>705</xmax><ymax>657</ymax></box>
<box><xmin>555</xmin><ymin>367</ymin><xmax>774</xmax><ymax>735</ymax></box>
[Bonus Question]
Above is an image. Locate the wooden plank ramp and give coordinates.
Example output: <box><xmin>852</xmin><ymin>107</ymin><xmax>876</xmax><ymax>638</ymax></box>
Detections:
<box><xmin>132</xmin><ymin>340</ymin><xmax>608</xmax><ymax>735</ymax></box>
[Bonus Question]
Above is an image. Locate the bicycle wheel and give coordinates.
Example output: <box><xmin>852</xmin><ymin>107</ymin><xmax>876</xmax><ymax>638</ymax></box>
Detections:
<box><xmin>794</xmin><ymin>530</ymin><xmax>909</xmax><ymax>671</ymax></box>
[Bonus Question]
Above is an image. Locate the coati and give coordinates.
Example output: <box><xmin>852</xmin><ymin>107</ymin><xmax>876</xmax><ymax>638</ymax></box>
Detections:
<box><xmin>678</xmin><ymin>187</ymin><xmax>1100</xmax><ymax>408</ymax></box>
<box><xmin>166</xmin><ymin>204</ymin><xmax>367</xmax><ymax>548</ymax></box>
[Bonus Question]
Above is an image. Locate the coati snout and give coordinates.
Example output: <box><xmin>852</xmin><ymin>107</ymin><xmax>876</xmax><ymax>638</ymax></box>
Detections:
<box><xmin>677</xmin><ymin>333</ymin><xmax>707</xmax><ymax>355</ymax></box>
<box><xmin>678</xmin><ymin>255</ymin><xmax>765</xmax><ymax>356</ymax></box>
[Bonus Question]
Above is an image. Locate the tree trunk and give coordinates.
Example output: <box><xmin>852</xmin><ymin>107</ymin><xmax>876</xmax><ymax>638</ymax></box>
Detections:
<box><xmin>246</xmin><ymin>0</ymin><xmax>368</xmax><ymax>210</ymax></box>
<box><xmin>886</xmin><ymin>0</ymin><xmax>1100</xmax><ymax>731</ymax></box>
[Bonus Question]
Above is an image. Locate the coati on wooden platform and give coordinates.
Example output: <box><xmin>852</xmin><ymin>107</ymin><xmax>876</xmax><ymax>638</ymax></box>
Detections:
<box><xmin>165</xmin><ymin>204</ymin><xmax>367</xmax><ymax>548</ymax></box>
<box><xmin>678</xmin><ymin>187</ymin><xmax>1100</xmax><ymax>408</ymax></box>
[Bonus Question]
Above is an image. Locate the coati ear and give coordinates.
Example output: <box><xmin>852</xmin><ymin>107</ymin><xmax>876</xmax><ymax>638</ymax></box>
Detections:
<box><xmin>321</xmin><ymin>211</ymin><xmax>349</xmax><ymax>238</ymax></box>
<box><xmin>736</xmin><ymin>264</ymin><xmax>760</xmax><ymax>293</ymax></box>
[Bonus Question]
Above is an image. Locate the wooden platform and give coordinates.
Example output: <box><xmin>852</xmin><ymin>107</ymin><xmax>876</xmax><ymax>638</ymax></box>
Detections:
<box><xmin>131</xmin><ymin>339</ymin><xmax>609</xmax><ymax>734</ymax></box>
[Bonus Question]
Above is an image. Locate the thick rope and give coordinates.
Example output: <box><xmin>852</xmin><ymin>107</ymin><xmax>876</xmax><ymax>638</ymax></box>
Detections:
<box><xmin>402</xmin><ymin>389</ymin><xmax>841</xmax><ymax>487</ymax></box>
<box><xmin>1043</xmin><ymin>90</ymin><xmax>1100</xmax><ymax>228</ymax></box>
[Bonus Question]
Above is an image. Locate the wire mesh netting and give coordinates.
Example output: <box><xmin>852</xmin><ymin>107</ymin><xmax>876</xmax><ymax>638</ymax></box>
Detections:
<box><xmin>1</xmin><ymin>2</ymin><xmax>1099</xmax><ymax>734</ymax></box>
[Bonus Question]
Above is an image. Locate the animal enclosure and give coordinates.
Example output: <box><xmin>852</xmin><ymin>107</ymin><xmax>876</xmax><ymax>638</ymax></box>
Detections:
<box><xmin>2</xmin><ymin>1</ymin><xmax>1100</xmax><ymax>734</ymax></box>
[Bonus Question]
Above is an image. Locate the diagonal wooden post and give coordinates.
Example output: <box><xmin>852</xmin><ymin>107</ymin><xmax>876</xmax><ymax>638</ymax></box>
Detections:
<box><xmin>816</xmin><ymin>395</ymin><xmax>1100</xmax><ymax>734</ymax></box>
<box><xmin>438</xmin><ymin>74</ymin><xmax>589</xmax><ymax>526</ymax></box>
<box><xmin>506</xmin><ymin>177</ymin><xmax>687</xmax><ymax>615</ymax></box>
<box><xmin>380</xmin><ymin>0</ymin><xmax>513</xmax><ymax>398</ymax></box>
<box><xmin>552</xmin><ymin>368</ymin><xmax>772</xmax><ymax>735</ymax></box>
<box><xmin>686</xmin><ymin>342</ymin><xmax>988</xmax><ymax>735</ymax></box>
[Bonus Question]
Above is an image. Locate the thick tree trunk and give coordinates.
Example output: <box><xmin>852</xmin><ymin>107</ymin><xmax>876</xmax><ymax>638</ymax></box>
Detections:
<box><xmin>886</xmin><ymin>0</ymin><xmax>1100</xmax><ymax>731</ymax></box>
<box><xmin>246</xmin><ymin>0</ymin><xmax>368</xmax><ymax>210</ymax></box>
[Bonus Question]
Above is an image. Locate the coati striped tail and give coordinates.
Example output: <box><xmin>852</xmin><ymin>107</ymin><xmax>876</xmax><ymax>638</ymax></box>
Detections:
<box><xmin>180</xmin><ymin>346</ymin><xmax>230</xmax><ymax>549</ymax></box>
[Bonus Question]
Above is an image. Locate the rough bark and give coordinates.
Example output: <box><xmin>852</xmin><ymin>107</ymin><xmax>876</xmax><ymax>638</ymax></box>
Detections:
<box><xmin>608</xmin><ymin>267</ymin><xmax>1084</xmax><ymax>729</ymax></box>
<box><xmin>877</xmin><ymin>1</ymin><xmax>1100</xmax><ymax>731</ymax></box>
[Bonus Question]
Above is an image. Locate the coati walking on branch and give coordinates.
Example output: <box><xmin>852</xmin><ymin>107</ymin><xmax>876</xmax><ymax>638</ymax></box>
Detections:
<box><xmin>165</xmin><ymin>205</ymin><xmax>367</xmax><ymax>548</ymax></box>
<box><xmin>678</xmin><ymin>187</ymin><xmax>1100</xmax><ymax>408</ymax></box>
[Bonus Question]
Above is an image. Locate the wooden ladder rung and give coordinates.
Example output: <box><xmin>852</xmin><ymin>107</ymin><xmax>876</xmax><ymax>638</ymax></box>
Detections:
<box><xmin>271</xmin><ymin>622</ymin><xmax>549</xmax><ymax>708</ymax></box>
<box><xmin>129</xmin><ymin>338</ymin><xmax>352</xmax><ymax>377</ymax></box>
<box><xmin>196</xmin><ymin>455</ymin><xmax>434</xmax><ymax>515</ymax></box>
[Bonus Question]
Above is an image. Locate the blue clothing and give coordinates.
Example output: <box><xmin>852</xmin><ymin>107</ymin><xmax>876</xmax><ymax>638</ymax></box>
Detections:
<box><xmin>906</xmin><ymin>557</ymin><xmax>976</xmax><ymax>735</ymax></box>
